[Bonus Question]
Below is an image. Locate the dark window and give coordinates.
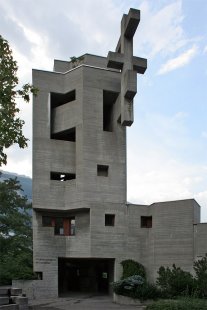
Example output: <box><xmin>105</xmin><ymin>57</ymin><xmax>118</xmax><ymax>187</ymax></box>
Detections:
<box><xmin>105</xmin><ymin>214</ymin><xmax>115</xmax><ymax>226</ymax></box>
<box><xmin>35</xmin><ymin>272</ymin><xmax>43</xmax><ymax>280</ymax></box>
<box><xmin>141</xmin><ymin>216</ymin><xmax>152</xmax><ymax>228</ymax></box>
<box><xmin>42</xmin><ymin>216</ymin><xmax>54</xmax><ymax>227</ymax></box>
<box><xmin>42</xmin><ymin>216</ymin><xmax>75</xmax><ymax>236</ymax></box>
<box><xmin>50</xmin><ymin>172</ymin><xmax>76</xmax><ymax>181</ymax></box>
<box><xmin>55</xmin><ymin>218</ymin><xmax>64</xmax><ymax>235</ymax></box>
<box><xmin>103</xmin><ymin>90</ymin><xmax>119</xmax><ymax>132</ymax></box>
<box><xmin>97</xmin><ymin>165</ymin><xmax>109</xmax><ymax>177</ymax></box>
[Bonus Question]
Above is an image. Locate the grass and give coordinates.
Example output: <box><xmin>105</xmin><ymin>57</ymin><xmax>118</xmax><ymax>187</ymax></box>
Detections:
<box><xmin>146</xmin><ymin>298</ymin><xmax>207</xmax><ymax>310</ymax></box>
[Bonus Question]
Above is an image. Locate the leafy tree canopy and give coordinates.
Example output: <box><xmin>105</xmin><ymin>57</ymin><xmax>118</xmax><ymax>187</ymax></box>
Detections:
<box><xmin>0</xmin><ymin>35</ymin><xmax>38</xmax><ymax>166</ymax></box>
<box><xmin>0</xmin><ymin>175</ymin><xmax>34</xmax><ymax>284</ymax></box>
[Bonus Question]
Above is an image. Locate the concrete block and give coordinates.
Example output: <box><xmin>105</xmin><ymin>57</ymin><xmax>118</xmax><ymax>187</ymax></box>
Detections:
<box><xmin>0</xmin><ymin>288</ymin><xmax>9</xmax><ymax>296</ymax></box>
<box><xmin>0</xmin><ymin>305</ymin><xmax>18</xmax><ymax>310</ymax></box>
<box><xmin>133</xmin><ymin>56</ymin><xmax>147</xmax><ymax>74</ymax></box>
<box><xmin>0</xmin><ymin>297</ymin><xmax>9</xmax><ymax>305</ymax></box>
<box><xmin>11</xmin><ymin>297</ymin><xmax>28</xmax><ymax>305</ymax></box>
<box><xmin>107</xmin><ymin>51</ymin><xmax>124</xmax><ymax>70</ymax></box>
<box><xmin>10</xmin><ymin>289</ymin><xmax>22</xmax><ymax>296</ymax></box>
<box><xmin>124</xmin><ymin>70</ymin><xmax>137</xmax><ymax>100</ymax></box>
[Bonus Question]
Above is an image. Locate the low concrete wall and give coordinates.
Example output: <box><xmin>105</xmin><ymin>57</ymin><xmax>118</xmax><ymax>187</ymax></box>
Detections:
<box><xmin>12</xmin><ymin>280</ymin><xmax>57</xmax><ymax>300</ymax></box>
<box><xmin>114</xmin><ymin>293</ymin><xmax>143</xmax><ymax>306</ymax></box>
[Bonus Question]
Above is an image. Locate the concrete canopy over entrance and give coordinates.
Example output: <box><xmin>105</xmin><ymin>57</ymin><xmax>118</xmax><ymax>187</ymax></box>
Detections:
<box><xmin>58</xmin><ymin>258</ymin><xmax>115</xmax><ymax>296</ymax></box>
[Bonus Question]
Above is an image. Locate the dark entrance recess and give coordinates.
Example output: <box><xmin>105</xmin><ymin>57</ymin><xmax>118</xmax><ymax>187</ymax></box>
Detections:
<box><xmin>58</xmin><ymin>258</ymin><xmax>114</xmax><ymax>296</ymax></box>
<box><xmin>103</xmin><ymin>90</ymin><xmax>119</xmax><ymax>132</ymax></box>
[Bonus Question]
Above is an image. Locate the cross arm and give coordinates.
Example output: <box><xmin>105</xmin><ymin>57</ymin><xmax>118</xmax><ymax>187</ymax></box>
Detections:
<box><xmin>106</xmin><ymin>51</ymin><xmax>124</xmax><ymax>70</ymax></box>
<box><xmin>124</xmin><ymin>8</ymin><xmax>140</xmax><ymax>39</ymax></box>
<box><xmin>133</xmin><ymin>56</ymin><xmax>147</xmax><ymax>74</ymax></box>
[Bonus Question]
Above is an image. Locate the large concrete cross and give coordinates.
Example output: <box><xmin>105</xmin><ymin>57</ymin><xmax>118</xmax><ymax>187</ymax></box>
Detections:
<box><xmin>107</xmin><ymin>8</ymin><xmax>147</xmax><ymax>126</ymax></box>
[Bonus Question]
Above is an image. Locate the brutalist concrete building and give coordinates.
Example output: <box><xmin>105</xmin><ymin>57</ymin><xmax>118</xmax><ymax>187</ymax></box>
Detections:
<box><xmin>32</xmin><ymin>8</ymin><xmax>207</xmax><ymax>298</ymax></box>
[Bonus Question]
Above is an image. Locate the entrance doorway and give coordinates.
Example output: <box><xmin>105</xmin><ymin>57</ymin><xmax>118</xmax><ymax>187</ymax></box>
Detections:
<box><xmin>58</xmin><ymin>258</ymin><xmax>114</xmax><ymax>295</ymax></box>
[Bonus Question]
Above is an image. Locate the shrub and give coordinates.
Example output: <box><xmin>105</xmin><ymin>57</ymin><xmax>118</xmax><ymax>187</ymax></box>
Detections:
<box><xmin>121</xmin><ymin>259</ymin><xmax>146</xmax><ymax>279</ymax></box>
<box><xmin>156</xmin><ymin>265</ymin><xmax>195</xmax><ymax>297</ymax></box>
<box><xmin>146</xmin><ymin>298</ymin><xmax>207</xmax><ymax>310</ymax></box>
<box><xmin>193</xmin><ymin>254</ymin><xmax>207</xmax><ymax>297</ymax></box>
<box><xmin>113</xmin><ymin>275</ymin><xmax>160</xmax><ymax>300</ymax></box>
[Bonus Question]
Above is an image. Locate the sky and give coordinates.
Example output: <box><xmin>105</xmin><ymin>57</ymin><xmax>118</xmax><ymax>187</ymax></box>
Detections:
<box><xmin>1</xmin><ymin>0</ymin><xmax>207</xmax><ymax>221</ymax></box>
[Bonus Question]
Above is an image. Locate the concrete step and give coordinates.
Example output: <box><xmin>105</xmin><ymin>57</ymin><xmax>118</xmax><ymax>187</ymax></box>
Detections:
<box><xmin>0</xmin><ymin>289</ymin><xmax>9</xmax><ymax>297</ymax></box>
<box><xmin>10</xmin><ymin>289</ymin><xmax>22</xmax><ymax>296</ymax></box>
<box><xmin>0</xmin><ymin>305</ymin><xmax>18</xmax><ymax>310</ymax></box>
<box><xmin>0</xmin><ymin>298</ymin><xmax>9</xmax><ymax>306</ymax></box>
<box><xmin>11</xmin><ymin>297</ymin><xmax>28</xmax><ymax>305</ymax></box>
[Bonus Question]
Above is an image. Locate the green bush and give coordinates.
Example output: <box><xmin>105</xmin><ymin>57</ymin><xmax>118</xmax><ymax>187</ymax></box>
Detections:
<box><xmin>121</xmin><ymin>259</ymin><xmax>146</xmax><ymax>279</ymax></box>
<box><xmin>113</xmin><ymin>275</ymin><xmax>161</xmax><ymax>300</ymax></box>
<box><xmin>156</xmin><ymin>265</ymin><xmax>195</xmax><ymax>297</ymax></box>
<box><xmin>146</xmin><ymin>298</ymin><xmax>207</xmax><ymax>310</ymax></box>
<box><xmin>193</xmin><ymin>254</ymin><xmax>207</xmax><ymax>297</ymax></box>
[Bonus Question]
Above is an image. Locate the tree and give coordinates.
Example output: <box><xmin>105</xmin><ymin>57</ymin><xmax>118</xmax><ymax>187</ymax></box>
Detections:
<box><xmin>193</xmin><ymin>254</ymin><xmax>207</xmax><ymax>297</ymax></box>
<box><xmin>0</xmin><ymin>35</ymin><xmax>38</xmax><ymax>166</ymax></box>
<box><xmin>0</xmin><ymin>175</ymin><xmax>34</xmax><ymax>284</ymax></box>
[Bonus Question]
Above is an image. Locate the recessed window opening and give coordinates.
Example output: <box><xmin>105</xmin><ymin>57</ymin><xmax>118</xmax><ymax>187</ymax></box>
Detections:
<box><xmin>51</xmin><ymin>90</ymin><xmax>76</xmax><ymax>109</ymax></box>
<box><xmin>42</xmin><ymin>216</ymin><xmax>76</xmax><ymax>236</ymax></box>
<box><xmin>51</xmin><ymin>127</ymin><xmax>76</xmax><ymax>142</ymax></box>
<box><xmin>51</xmin><ymin>172</ymin><xmax>76</xmax><ymax>181</ymax></box>
<box><xmin>35</xmin><ymin>272</ymin><xmax>43</xmax><ymax>280</ymax></box>
<box><xmin>141</xmin><ymin>216</ymin><xmax>152</xmax><ymax>228</ymax></box>
<box><xmin>105</xmin><ymin>214</ymin><xmax>115</xmax><ymax>226</ymax></box>
<box><xmin>103</xmin><ymin>90</ymin><xmax>119</xmax><ymax>132</ymax></box>
<box><xmin>97</xmin><ymin>165</ymin><xmax>109</xmax><ymax>177</ymax></box>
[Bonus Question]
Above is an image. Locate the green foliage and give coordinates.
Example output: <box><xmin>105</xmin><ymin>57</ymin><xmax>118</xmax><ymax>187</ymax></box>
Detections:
<box><xmin>121</xmin><ymin>259</ymin><xmax>146</xmax><ymax>279</ymax></box>
<box><xmin>156</xmin><ymin>265</ymin><xmax>195</xmax><ymax>297</ymax></box>
<box><xmin>113</xmin><ymin>275</ymin><xmax>160</xmax><ymax>301</ymax></box>
<box><xmin>146</xmin><ymin>298</ymin><xmax>207</xmax><ymax>310</ymax></box>
<box><xmin>0</xmin><ymin>175</ymin><xmax>34</xmax><ymax>284</ymax></box>
<box><xmin>0</xmin><ymin>35</ymin><xmax>38</xmax><ymax>166</ymax></box>
<box><xmin>70</xmin><ymin>55</ymin><xmax>84</xmax><ymax>68</ymax></box>
<box><xmin>193</xmin><ymin>254</ymin><xmax>207</xmax><ymax>297</ymax></box>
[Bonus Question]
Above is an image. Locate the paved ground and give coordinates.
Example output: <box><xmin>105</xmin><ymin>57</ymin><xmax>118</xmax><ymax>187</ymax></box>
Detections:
<box><xmin>29</xmin><ymin>294</ymin><xmax>146</xmax><ymax>310</ymax></box>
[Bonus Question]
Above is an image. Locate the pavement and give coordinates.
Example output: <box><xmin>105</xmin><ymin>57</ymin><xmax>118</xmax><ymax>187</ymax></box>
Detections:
<box><xmin>29</xmin><ymin>294</ymin><xmax>147</xmax><ymax>310</ymax></box>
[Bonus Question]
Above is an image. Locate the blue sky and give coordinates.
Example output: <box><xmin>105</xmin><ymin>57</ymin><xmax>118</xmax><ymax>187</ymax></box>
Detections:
<box><xmin>1</xmin><ymin>0</ymin><xmax>207</xmax><ymax>220</ymax></box>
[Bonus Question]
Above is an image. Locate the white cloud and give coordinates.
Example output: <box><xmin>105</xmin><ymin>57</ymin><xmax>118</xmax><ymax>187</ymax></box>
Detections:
<box><xmin>204</xmin><ymin>46</ymin><xmax>207</xmax><ymax>54</ymax></box>
<box><xmin>127</xmin><ymin>145</ymin><xmax>207</xmax><ymax>222</ymax></box>
<box><xmin>135</xmin><ymin>0</ymin><xmax>187</xmax><ymax>58</ymax></box>
<box><xmin>158</xmin><ymin>45</ymin><xmax>198</xmax><ymax>75</ymax></box>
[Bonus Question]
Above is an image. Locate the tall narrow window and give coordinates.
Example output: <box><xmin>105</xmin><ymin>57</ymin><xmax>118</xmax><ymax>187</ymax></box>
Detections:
<box><xmin>103</xmin><ymin>90</ymin><xmax>119</xmax><ymax>132</ymax></box>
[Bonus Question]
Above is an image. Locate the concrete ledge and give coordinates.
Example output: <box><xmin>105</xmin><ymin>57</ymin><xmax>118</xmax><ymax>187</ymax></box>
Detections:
<box><xmin>0</xmin><ymin>305</ymin><xmax>18</xmax><ymax>310</ymax></box>
<box><xmin>10</xmin><ymin>289</ymin><xmax>22</xmax><ymax>296</ymax></box>
<box><xmin>11</xmin><ymin>297</ymin><xmax>28</xmax><ymax>305</ymax></box>
<box><xmin>114</xmin><ymin>294</ymin><xmax>145</xmax><ymax>306</ymax></box>
<box><xmin>0</xmin><ymin>297</ymin><xmax>9</xmax><ymax>306</ymax></box>
<box><xmin>0</xmin><ymin>289</ymin><xmax>9</xmax><ymax>296</ymax></box>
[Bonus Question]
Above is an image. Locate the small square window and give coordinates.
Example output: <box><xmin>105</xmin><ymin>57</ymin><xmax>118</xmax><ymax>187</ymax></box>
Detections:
<box><xmin>105</xmin><ymin>214</ymin><xmax>115</xmax><ymax>226</ymax></box>
<box><xmin>97</xmin><ymin>165</ymin><xmax>109</xmax><ymax>176</ymax></box>
<box><xmin>141</xmin><ymin>216</ymin><xmax>152</xmax><ymax>228</ymax></box>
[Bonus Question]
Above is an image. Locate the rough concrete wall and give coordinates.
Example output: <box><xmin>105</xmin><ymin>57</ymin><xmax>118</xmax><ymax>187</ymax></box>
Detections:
<box><xmin>194</xmin><ymin>223</ymin><xmax>207</xmax><ymax>259</ymax></box>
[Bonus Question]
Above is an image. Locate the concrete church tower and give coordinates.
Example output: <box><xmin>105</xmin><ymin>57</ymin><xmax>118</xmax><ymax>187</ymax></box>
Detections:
<box><xmin>32</xmin><ymin>8</ymin><xmax>207</xmax><ymax>299</ymax></box>
<box><xmin>32</xmin><ymin>8</ymin><xmax>146</xmax><ymax>297</ymax></box>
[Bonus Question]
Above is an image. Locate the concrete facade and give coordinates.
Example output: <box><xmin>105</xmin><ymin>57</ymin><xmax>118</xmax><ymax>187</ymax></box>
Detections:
<box><xmin>32</xmin><ymin>8</ymin><xmax>207</xmax><ymax>299</ymax></box>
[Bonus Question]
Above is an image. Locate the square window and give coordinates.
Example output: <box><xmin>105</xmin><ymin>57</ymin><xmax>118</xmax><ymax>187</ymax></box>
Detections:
<box><xmin>141</xmin><ymin>216</ymin><xmax>152</xmax><ymax>228</ymax></box>
<box><xmin>97</xmin><ymin>165</ymin><xmax>109</xmax><ymax>177</ymax></box>
<box><xmin>105</xmin><ymin>214</ymin><xmax>115</xmax><ymax>226</ymax></box>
